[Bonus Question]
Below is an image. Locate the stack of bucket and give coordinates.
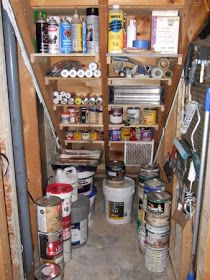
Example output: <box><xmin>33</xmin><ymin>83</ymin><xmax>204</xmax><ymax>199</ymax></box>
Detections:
<box><xmin>103</xmin><ymin>160</ymin><xmax>135</xmax><ymax>224</ymax></box>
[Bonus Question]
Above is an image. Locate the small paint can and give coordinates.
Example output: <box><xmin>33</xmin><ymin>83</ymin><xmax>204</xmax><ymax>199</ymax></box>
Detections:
<box><xmin>127</xmin><ymin>107</ymin><xmax>140</xmax><ymax>125</ymax></box>
<box><xmin>89</xmin><ymin>107</ymin><xmax>97</xmax><ymax>123</ymax></box>
<box><xmin>60</xmin><ymin>113</ymin><xmax>70</xmax><ymax>124</ymax></box>
<box><xmin>82</xmin><ymin>130</ymin><xmax>90</xmax><ymax>140</ymax></box>
<box><xmin>73</xmin><ymin>130</ymin><xmax>82</xmax><ymax>141</ymax></box>
<box><xmin>145</xmin><ymin>243</ymin><xmax>168</xmax><ymax>273</ymax></box>
<box><xmin>71</xmin><ymin>194</ymin><xmax>90</xmax><ymax>248</ymax></box>
<box><xmin>144</xmin><ymin>179</ymin><xmax>165</xmax><ymax>194</ymax></box>
<box><xmin>38</xmin><ymin>229</ymin><xmax>63</xmax><ymax>265</ymax></box>
<box><xmin>106</xmin><ymin>160</ymin><xmax>125</xmax><ymax>183</ymax></box>
<box><xmin>36</xmin><ymin>196</ymin><xmax>62</xmax><ymax>233</ymax></box>
<box><xmin>140</xmin><ymin>163</ymin><xmax>160</xmax><ymax>175</ymax></box>
<box><xmin>109</xmin><ymin>107</ymin><xmax>123</xmax><ymax>124</ymax></box>
<box><xmin>34</xmin><ymin>263</ymin><xmax>62</xmax><ymax>280</ymax></box>
<box><xmin>121</xmin><ymin>127</ymin><xmax>131</xmax><ymax>141</ymax></box>
<box><xmin>109</xmin><ymin>128</ymin><xmax>121</xmax><ymax>141</ymax></box>
<box><xmin>141</xmin><ymin>128</ymin><xmax>154</xmax><ymax>141</ymax></box>
<box><xmin>89</xmin><ymin>129</ymin><xmax>98</xmax><ymax>141</ymax></box>
<box><xmin>65</xmin><ymin>129</ymin><xmax>74</xmax><ymax>140</ymax></box>
<box><xmin>146</xmin><ymin>223</ymin><xmax>170</xmax><ymax>248</ymax></box>
<box><xmin>143</xmin><ymin>109</ymin><xmax>157</xmax><ymax>125</ymax></box>
<box><xmin>147</xmin><ymin>191</ymin><xmax>171</xmax><ymax>218</ymax></box>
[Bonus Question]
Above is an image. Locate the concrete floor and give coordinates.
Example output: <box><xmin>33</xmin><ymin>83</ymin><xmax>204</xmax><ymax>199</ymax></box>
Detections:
<box><xmin>64</xmin><ymin>179</ymin><xmax>175</xmax><ymax>280</ymax></box>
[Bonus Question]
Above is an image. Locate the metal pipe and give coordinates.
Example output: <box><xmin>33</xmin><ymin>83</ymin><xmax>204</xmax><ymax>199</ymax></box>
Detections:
<box><xmin>2</xmin><ymin>9</ymin><xmax>33</xmax><ymax>277</ymax></box>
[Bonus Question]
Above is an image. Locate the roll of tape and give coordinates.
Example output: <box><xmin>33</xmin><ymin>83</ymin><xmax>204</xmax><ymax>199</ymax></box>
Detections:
<box><xmin>69</xmin><ymin>69</ymin><xmax>77</xmax><ymax>78</ymax></box>
<box><xmin>85</xmin><ymin>69</ymin><xmax>93</xmax><ymax>78</ymax></box>
<box><xmin>60</xmin><ymin>91</ymin><xmax>66</xmax><ymax>97</ymax></box>
<box><xmin>132</xmin><ymin>40</ymin><xmax>150</xmax><ymax>49</ymax></box>
<box><xmin>53</xmin><ymin>91</ymin><xmax>59</xmax><ymax>97</ymax></box>
<box><xmin>77</xmin><ymin>69</ymin><xmax>85</xmax><ymax>78</ymax></box>
<box><xmin>163</xmin><ymin>69</ymin><xmax>173</xmax><ymax>78</ymax></box>
<box><xmin>65</xmin><ymin>92</ymin><xmax>71</xmax><ymax>99</ymax></box>
<box><xmin>158</xmin><ymin>58</ymin><xmax>170</xmax><ymax>70</ymax></box>
<box><xmin>89</xmin><ymin>62</ymin><xmax>98</xmax><ymax>71</ymax></box>
<box><xmin>60</xmin><ymin>69</ymin><xmax>70</xmax><ymax>78</ymax></box>
<box><xmin>93</xmin><ymin>69</ymin><xmax>101</xmax><ymax>78</ymax></box>
<box><xmin>151</xmin><ymin>67</ymin><xmax>163</xmax><ymax>79</ymax></box>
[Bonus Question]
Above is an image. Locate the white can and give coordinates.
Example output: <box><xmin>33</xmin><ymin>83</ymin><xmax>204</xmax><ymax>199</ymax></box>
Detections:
<box><xmin>48</xmin><ymin>17</ymin><xmax>60</xmax><ymax>54</ymax></box>
<box><xmin>145</xmin><ymin>244</ymin><xmax>168</xmax><ymax>273</ymax></box>
<box><xmin>146</xmin><ymin>223</ymin><xmax>170</xmax><ymax>248</ymax></box>
<box><xmin>127</xmin><ymin>107</ymin><xmax>140</xmax><ymax>125</ymax></box>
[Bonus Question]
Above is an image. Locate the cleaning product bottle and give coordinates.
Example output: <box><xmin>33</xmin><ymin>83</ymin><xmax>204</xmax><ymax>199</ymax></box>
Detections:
<box><xmin>127</xmin><ymin>19</ymin><xmax>136</xmax><ymax>48</ymax></box>
<box><xmin>71</xmin><ymin>8</ymin><xmax>82</xmax><ymax>53</ymax></box>
<box><xmin>108</xmin><ymin>5</ymin><xmax>124</xmax><ymax>53</ymax></box>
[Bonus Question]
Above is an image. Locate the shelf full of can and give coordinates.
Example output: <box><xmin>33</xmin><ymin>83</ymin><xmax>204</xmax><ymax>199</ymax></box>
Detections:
<box><xmin>65</xmin><ymin>140</ymin><xmax>104</xmax><ymax>145</ymax></box>
<box><xmin>108</xmin><ymin>104</ymin><xmax>164</xmax><ymax>111</ymax></box>
<box><xmin>60</xmin><ymin>123</ymin><xmax>103</xmax><ymax>129</ymax></box>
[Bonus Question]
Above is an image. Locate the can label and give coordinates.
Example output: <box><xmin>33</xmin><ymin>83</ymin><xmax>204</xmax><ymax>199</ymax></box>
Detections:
<box><xmin>48</xmin><ymin>23</ymin><xmax>60</xmax><ymax>54</ymax></box>
<box><xmin>71</xmin><ymin>23</ymin><xmax>82</xmax><ymax>52</ymax></box>
<box><xmin>87</xmin><ymin>15</ymin><xmax>99</xmax><ymax>53</ymax></box>
<box><xmin>71</xmin><ymin>219</ymin><xmax>88</xmax><ymax>246</ymax></box>
<box><xmin>78</xmin><ymin>176</ymin><xmax>93</xmax><ymax>193</ymax></box>
<box><xmin>108</xmin><ymin>11</ymin><xmax>123</xmax><ymax>53</ymax></box>
<box><xmin>143</xmin><ymin>110</ymin><xmax>157</xmax><ymax>125</ymax></box>
<box><xmin>109</xmin><ymin>201</ymin><xmax>124</xmax><ymax>219</ymax></box>
<box><xmin>36</xmin><ymin>22</ymin><xmax>49</xmax><ymax>53</ymax></box>
<box><xmin>60</xmin><ymin>20</ymin><xmax>71</xmax><ymax>53</ymax></box>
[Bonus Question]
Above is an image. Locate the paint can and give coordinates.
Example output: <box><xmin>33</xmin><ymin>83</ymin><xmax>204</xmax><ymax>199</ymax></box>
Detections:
<box><xmin>36</xmin><ymin>196</ymin><xmax>62</xmax><ymax>233</ymax></box>
<box><xmin>109</xmin><ymin>107</ymin><xmax>123</xmax><ymax>124</ymax></box>
<box><xmin>146</xmin><ymin>223</ymin><xmax>170</xmax><ymax>248</ymax></box>
<box><xmin>127</xmin><ymin>107</ymin><xmax>140</xmax><ymax>125</ymax></box>
<box><xmin>138</xmin><ymin>171</ymin><xmax>159</xmax><ymax>186</ymax></box>
<box><xmin>88</xmin><ymin>185</ymin><xmax>97</xmax><ymax>226</ymax></box>
<box><xmin>145</xmin><ymin>243</ymin><xmax>168</xmax><ymax>273</ymax></box>
<box><xmin>60</xmin><ymin>112</ymin><xmax>70</xmax><ymax>124</ymax></box>
<box><xmin>106</xmin><ymin>160</ymin><xmax>125</xmax><ymax>183</ymax></box>
<box><xmin>48</xmin><ymin>17</ymin><xmax>60</xmax><ymax>54</ymax></box>
<box><xmin>141</xmin><ymin>128</ymin><xmax>154</xmax><ymax>141</ymax></box>
<box><xmin>121</xmin><ymin>127</ymin><xmax>131</xmax><ymax>141</ymax></box>
<box><xmin>77</xmin><ymin>167</ymin><xmax>95</xmax><ymax>195</ymax></box>
<box><xmin>109</xmin><ymin>128</ymin><xmax>121</xmax><ymax>141</ymax></box>
<box><xmin>140</xmin><ymin>163</ymin><xmax>160</xmax><ymax>175</ymax></box>
<box><xmin>143</xmin><ymin>109</ymin><xmax>157</xmax><ymax>125</ymax></box>
<box><xmin>60</xmin><ymin>17</ymin><xmax>71</xmax><ymax>53</ymax></box>
<box><xmin>34</xmin><ymin>263</ymin><xmax>62</xmax><ymax>280</ymax></box>
<box><xmin>86</xmin><ymin>8</ymin><xmax>99</xmax><ymax>53</ymax></box>
<box><xmin>103</xmin><ymin>177</ymin><xmax>135</xmax><ymax>224</ymax></box>
<box><xmin>71</xmin><ymin>194</ymin><xmax>90</xmax><ymax>248</ymax></box>
<box><xmin>147</xmin><ymin>191</ymin><xmax>171</xmax><ymax>218</ymax></box>
<box><xmin>144</xmin><ymin>179</ymin><xmax>165</xmax><ymax>195</ymax></box>
<box><xmin>38</xmin><ymin>229</ymin><xmax>63</xmax><ymax>266</ymax></box>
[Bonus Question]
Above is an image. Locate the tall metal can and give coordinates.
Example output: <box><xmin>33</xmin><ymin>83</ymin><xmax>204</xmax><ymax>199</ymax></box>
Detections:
<box><xmin>82</xmin><ymin>18</ymin><xmax>87</xmax><ymax>53</ymax></box>
<box><xmin>36</xmin><ymin>15</ymin><xmax>49</xmax><ymax>53</ymax></box>
<box><xmin>48</xmin><ymin>17</ymin><xmax>60</xmax><ymax>54</ymax></box>
<box><xmin>86</xmin><ymin>8</ymin><xmax>99</xmax><ymax>54</ymax></box>
<box><xmin>60</xmin><ymin>17</ymin><xmax>72</xmax><ymax>53</ymax></box>
<box><xmin>108</xmin><ymin>5</ymin><xmax>124</xmax><ymax>53</ymax></box>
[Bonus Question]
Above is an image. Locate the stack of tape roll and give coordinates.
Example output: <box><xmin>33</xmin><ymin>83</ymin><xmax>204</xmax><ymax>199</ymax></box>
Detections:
<box><xmin>157</xmin><ymin>58</ymin><xmax>173</xmax><ymax>78</ymax></box>
<box><xmin>60</xmin><ymin>62</ymin><xmax>101</xmax><ymax>78</ymax></box>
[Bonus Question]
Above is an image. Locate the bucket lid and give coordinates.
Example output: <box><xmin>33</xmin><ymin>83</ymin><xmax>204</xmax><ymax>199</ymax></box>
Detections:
<box><xmin>139</xmin><ymin>171</ymin><xmax>159</xmax><ymax>180</ymax></box>
<box><xmin>106</xmin><ymin>160</ymin><xmax>125</xmax><ymax>170</ymax></box>
<box><xmin>140</xmin><ymin>163</ymin><xmax>160</xmax><ymax>173</ymax></box>
<box><xmin>144</xmin><ymin>178</ymin><xmax>165</xmax><ymax>188</ymax></box>
<box><xmin>147</xmin><ymin>191</ymin><xmax>171</xmax><ymax>203</ymax></box>
<box><xmin>46</xmin><ymin>183</ymin><xmax>73</xmax><ymax>194</ymax></box>
<box><xmin>34</xmin><ymin>263</ymin><xmax>61</xmax><ymax>279</ymax></box>
<box><xmin>103</xmin><ymin>176</ymin><xmax>135</xmax><ymax>192</ymax></box>
<box><xmin>36</xmin><ymin>195</ymin><xmax>62</xmax><ymax>207</ymax></box>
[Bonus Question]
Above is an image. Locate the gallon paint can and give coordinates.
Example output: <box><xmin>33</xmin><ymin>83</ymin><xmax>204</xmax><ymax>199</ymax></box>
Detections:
<box><xmin>121</xmin><ymin>127</ymin><xmax>131</xmax><ymax>141</ymax></box>
<box><xmin>141</xmin><ymin>128</ymin><xmax>153</xmax><ymax>141</ymax></box>
<box><xmin>127</xmin><ymin>107</ymin><xmax>140</xmax><ymax>125</ymax></box>
<box><xmin>88</xmin><ymin>185</ymin><xmax>97</xmax><ymax>226</ymax></box>
<box><xmin>106</xmin><ymin>160</ymin><xmax>125</xmax><ymax>184</ymax></box>
<box><xmin>146</xmin><ymin>223</ymin><xmax>170</xmax><ymax>248</ymax></box>
<box><xmin>38</xmin><ymin>229</ymin><xmax>63</xmax><ymax>266</ymax></box>
<box><xmin>60</xmin><ymin>17</ymin><xmax>71</xmax><ymax>53</ymax></box>
<box><xmin>36</xmin><ymin>196</ymin><xmax>62</xmax><ymax>233</ymax></box>
<box><xmin>34</xmin><ymin>263</ymin><xmax>62</xmax><ymax>280</ymax></box>
<box><xmin>109</xmin><ymin>128</ymin><xmax>121</xmax><ymax>141</ymax></box>
<box><xmin>143</xmin><ymin>109</ymin><xmax>157</xmax><ymax>125</ymax></box>
<box><xmin>145</xmin><ymin>243</ymin><xmax>168</xmax><ymax>273</ymax></box>
<box><xmin>147</xmin><ymin>191</ymin><xmax>171</xmax><ymax>218</ymax></box>
<box><xmin>71</xmin><ymin>194</ymin><xmax>90</xmax><ymax>248</ymax></box>
<box><xmin>103</xmin><ymin>177</ymin><xmax>135</xmax><ymax>224</ymax></box>
<box><xmin>140</xmin><ymin>163</ymin><xmax>160</xmax><ymax>175</ymax></box>
<box><xmin>77</xmin><ymin>167</ymin><xmax>95</xmax><ymax>195</ymax></box>
<box><xmin>109</xmin><ymin>107</ymin><xmax>123</xmax><ymax>124</ymax></box>
<box><xmin>138</xmin><ymin>171</ymin><xmax>159</xmax><ymax>186</ymax></box>
<box><xmin>48</xmin><ymin>17</ymin><xmax>60</xmax><ymax>54</ymax></box>
<box><xmin>86</xmin><ymin>8</ymin><xmax>99</xmax><ymax>53</ymax></box>
<box><xmin>144</xmin><ymin>178</ymin><xmax>165</xmax><ymax>195</ymax></box>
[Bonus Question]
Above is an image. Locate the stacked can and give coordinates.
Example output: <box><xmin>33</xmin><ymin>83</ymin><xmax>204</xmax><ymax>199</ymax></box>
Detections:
<box><xmin>36</xmin><ymin>196</ymin><xmax>64</xmax><ymax>270</ymax></box>
<box><xmin>144</xmin><ymin>191</ymin><xmax>171</xmax><ymax>272</ymax></box>
<box><xmin>46</xmin><ymin>183</ymin><xmax>73</xmax><ymax>264</ymax></box>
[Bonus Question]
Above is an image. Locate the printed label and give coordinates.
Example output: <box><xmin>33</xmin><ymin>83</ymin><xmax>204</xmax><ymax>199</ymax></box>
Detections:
<box><xmin>109</xmin><ymin>201</ymin><xmax>124</xmax><ymax>219</ymax></box>
<box><xmin>71</xmin><ymin>219</ymin><xmax>88</xmax><ymax>245</ymax></box>
<box><xmin>147</xmin><ymin>201</ymin><xmax>165</xmax><ymax>214</ymax></box>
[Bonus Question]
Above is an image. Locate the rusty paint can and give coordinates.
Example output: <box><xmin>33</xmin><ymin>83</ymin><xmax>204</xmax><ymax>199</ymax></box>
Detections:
<box><xmin>38</xmin><ymin>229</ymin><xmax>63</xmax><ymax>266</ymax></box>
<box><xmin>34</xmin><ymin>263</ymin><xmax>62</xmax><ymax>280</ymax></box>
<box><xmin>143</xmin><ymin>109</ymin><xmax>157</xmax><ymax>125</ymax></box>
<box><xmin>36</xmin><ymin>196</ymin><xmax>62</xmax><ymax>233</ymax></box>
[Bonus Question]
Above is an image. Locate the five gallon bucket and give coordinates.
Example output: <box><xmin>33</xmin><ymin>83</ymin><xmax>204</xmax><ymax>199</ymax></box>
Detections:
<box><xmin>77</xmin><ymin>166</ymin><xmax>95</xmax><ymax>195</ymax></box>
<box><xmin>103</xmin><ymin>176</ymin><xmax>135</xmax><ymax>224</ymax></box>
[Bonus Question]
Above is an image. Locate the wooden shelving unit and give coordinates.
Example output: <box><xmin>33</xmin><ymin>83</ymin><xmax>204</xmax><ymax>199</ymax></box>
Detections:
<box><xmin>109</xmin><ymin>123</ymin><xmax>158</xmax><ymax>130</ymax></box>
<box><xmin>65</xmin><ymin>140</ymin><xmax>104</xmax><ymax>145</ymax></box>
<box><xmin>59</xmin><ymin>123</ymin><xmax>103</xmax><ymax>129</ymax></box>
<box><xmin>31</xmin><ymin>53</ymin><xmax>99</xmax><ymax>63</ymax></box>
<box><xmin>108</xmin><ymin>77</ymin><xmax>172</xmax><ymax>86</ymax></box>
<box><xmin>44</xmin><ymin>76</ymin><xmax>101</xmax><ymax>85</ymax></box>
<box><xmin>108</xmin><ymin>104</ymin><xmax>164</xmax><ymax>111</ymax></box>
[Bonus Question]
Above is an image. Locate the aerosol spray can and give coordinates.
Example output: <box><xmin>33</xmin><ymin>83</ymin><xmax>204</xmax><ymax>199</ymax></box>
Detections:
<box><xmin>86</xmin><ymin>8</ymin><xmax>99</xmax><ymax>54</ymax></box>
<box><xmin>48</xmin><ymin>17</ymin><xmax>60</xmax><ymax>54</ymax></box>
<box><xmin>82</xmin><ymin>18</ymin><xmax>87</xmax><ymax>53</ymax></box>
<box><xmin>60</xmin><ymin>17</ymin><xmax>72</xmax><ymax>53</ymax></box>
<box><xmin>36</xmin><ymin>14</ymin><xmax>49</xmax><ymax>53</ymax></box>
<box><xmin>71</xmin><ymin>9</ymin><xmax>82</xmax><ymax>53</ymax></box>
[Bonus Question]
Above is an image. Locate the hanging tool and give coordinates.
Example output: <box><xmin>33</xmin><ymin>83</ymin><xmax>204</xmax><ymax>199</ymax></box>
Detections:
<box><xmin>163</xmin><ymin>145</ymin><xmax>177</xmax><ymax>182</ymax></box>
<box><xmin>184</xmin><ymin>160</ymin><xmax>196</xmax><ymax>217</ymax></box>
<box><xmin>176</xmin><ymin>155</ymin><xmax>187</xmax><ymax>210</ymax></box>
<box><xmin>187</xmin><ymin>87</ymin><xmax>210</xmax><ymax>280</ymax></box>
<box><xmin>198</xmin><ymin>46</ymin><xmax>208</xmax><ymax>83</ymax></box>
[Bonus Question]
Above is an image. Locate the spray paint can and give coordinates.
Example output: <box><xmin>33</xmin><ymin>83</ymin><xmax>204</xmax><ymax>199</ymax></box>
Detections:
<box><xmin>82</xmin><ymin>18</ymin><xmax>87</xmax><ymax>53</ymax></box>
<box><xmin>36</xmin><ymin>14</ymin><xmax>49</xmax><ymax>53</ymax></box>
<box><xmin>71</xmin><ymin>9</ymin><xmax>82</xmax><ymax>53</ymax></box>
<box><xmin>60</xmin><ymin>17</ymin><xmax>72</xmax><ymax>53</ymax></box>
<box><xmin>86</xmin><ymin>8</ymin><xmax>99</xmax><ymax>54</ymax></box>
<box><xmin>48</xmin><ymin>17</ymin><xmax>60</xmax><ymax>54</ymax></box>
<box><xmin>108</xmin><ymin>5</ymin><xmax>124</xmax><ymax>53</ymax></box>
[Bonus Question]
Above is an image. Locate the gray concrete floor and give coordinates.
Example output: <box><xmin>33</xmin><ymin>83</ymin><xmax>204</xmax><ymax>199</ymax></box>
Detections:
<box><xmin>64</xmin><ymin>179</ymin><xmax>175</xmax><ymax>280</ymax></box>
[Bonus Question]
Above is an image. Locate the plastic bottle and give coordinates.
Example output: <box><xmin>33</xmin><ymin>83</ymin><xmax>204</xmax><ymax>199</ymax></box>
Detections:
<box><xmin>71</xmin><ymin>9</ymin><xmax>82</xmax><ymax>53</ymax></box>
<box><xmin>108</xmin><ymin>5</ymin><xmax>124</xmax><ymax>53</ymax></box>
<box><xmin>127</xmin><ymin>19</ymin><xmax>136</xmax><ymax>48</ymax></box>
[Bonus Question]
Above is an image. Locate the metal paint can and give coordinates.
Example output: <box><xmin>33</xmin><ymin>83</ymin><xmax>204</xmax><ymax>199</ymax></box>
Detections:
<box><xmin>38</xmin><ymin>229</ymin><xmax>63</xmax><ymax>265</ymax></box>
<box><xmin>143</xmin><ymin>109</ymin><xmax>157</xmax><ymax>125</ymax></box>
<box><xmin>60</xmin><ymin>112</ymin><xmax>70</xmax><ymax>124</ymax></box>
<box><xmin>146</xmin><ymin>223</ymin><xmax>170</xmax><ymax>248</ymax></box>
<box><xmin>140</xmin><ymin>163</ymin><xmax>160</xmax><ymax>174</ymax></box>
<box><xmin>34</xmin><ymin>263</ymin><xmax>62</xmax><ymax>280</ymax></box>
<box><xmin>138</xmin><ymin>171</ymin><xmax>159</xmax><ymax>185</ymax></box>
<box><xmin>144</xmin><ymin>179</ymin><xmax>165</xmax><ymax>194</ymax></box>
<box><xmin>127</xmin><ymin>107</ymin><xmax>140</xmax><ymax>125</ymax></box>
<box><xmin>147</xmin><ymin>191</ymin><xmax>171</xmax><ymax>218</ymax></box>
<box><xmin>60</xmin><ymin>17</ymin><xmax>71</xmax><ymax>53</ymax></box>
<box><xmin>141</xmin><ymin>128</ymin><xmax>154</xmax><ymax>141</ymax></box>
<box><xmin>65</xmin><ymin>129</ymin><xmax>74</xmax><ymax>140</ymax></box>
<box><xmin>36</xmin><ymin>196</ymin><xmax>62</xmax><ymax>233</ymax></box>
<box><xmin>121</xmin><ymin>127</ymin><xmax>131</xmax><ymax>140</ymax></box>
<box><xmin>106</xmin><ymin>160</ymin><xmax>125</xmax><ymax>182</ymax></box>
<box><xmin>109</xmin><ymin>107</ymin><xmax>123</xmax><ymax>124</ymax></box>
<box><xmin>145</xmin><ymin>243</ymin><xmax>168</xmax><ymax>273</ymax></box>
<box><xmin>109</xmin><ymin>128</ymin><xmax>121</xmax><ymax>141</ymax></box>
<box><xmin>89</xmin><ymin>129</ymin><xmax>98</xmax><ymax>141</ymax></box>
<box><xmin>89</xmin><ymin>107</ymin><xmax>97</xmax><ymax>123</ymax></box>
<box><xmin>82</xmin><ymin>130</ymin><xmax>90</xmax><ymax>140</ymax></box>
<box><xmin>73</xmin><ymin>130</ymin><xmax>82</xmax><ymax>140</ymax></box>
<box><xmin>48</xmin><ymin>17</ymin><xmax>60</xmax><ymax>54</ymax></box>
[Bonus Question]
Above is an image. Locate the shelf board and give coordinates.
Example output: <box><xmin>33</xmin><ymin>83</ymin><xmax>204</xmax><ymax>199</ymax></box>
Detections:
<box><xmin>109</xmin><ymin>124</ymin><xmax>158</xmax><ymax>130</ymax></box>
<box><xmin>31</xmin><ymin>53</ymin><xmax>99</xmax><ymax>63</ymax></box>
<box><xmin>107</xmin><ymin>51</ymin><xmax>181</xmax><ymax>58</ymax></box>
<box><xmin>108</xmin><ymin>77</ymin><xmax>171</xmax><ymax>86</ymax></box>
<box><xmin>45</xmin><ymin>77</ymin><xmax>100</xmax><ymax>85</ymax></box>
<box><xmin>109</xmin><ymin>140</ymin><xmax>154</xmax><ymax>144</ymax></box>
<box><xmin>65</xmin><ymin>140</ymin><xmax>104</xmax><ymax>145</ymax></box>
<box><xmin>108</xmin><ymin>104</ymin><xmax>164</xmax><ymax>111</ymax></box>
<box><xmin>53</xmin><ymin>104</ymin><xmax>103</xmax><ymax>110</ymax></box>
<box><xmin>60</xmin><ymin>123</ymin><xmax>103</xmax><ymax>129</ymax></box>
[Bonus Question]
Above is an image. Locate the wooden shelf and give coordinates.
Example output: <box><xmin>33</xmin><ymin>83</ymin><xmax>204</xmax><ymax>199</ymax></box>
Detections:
<box><xmin>53</xmin><ymin>104</ymin><xmax>103</xmax><ymax>111</ymax></box>
<box><xmin>31</xmin><ymin>53</ymin><xmax>99</xmax><ymax>63</ymax></box>
<box><xmin>109</xmin><ymin>140</ymin><xmax>154</xmax><ymax>144</ymax></box>
<box><xmin>60</xmin><ymin>123</ymin><xmax>103</xmax><ymax>129</ymax></box>
<box><xmin>45</xmin><ymin>77</ymin><xmax>101</xmax><ymax>85</ymax></box>
<box><xmin>107</xmin><ymin>52</ymin><xmax>181</xmax><ymax>58</ymax></box>
<box><xmin>108</xmin><ymin>104</ymin><xmax>164</xmax><ymax>111</ymax></box>
<box><xmin>108</xmin><ymin>77</ymin><xmax>172</xmax><ymax>86</ymax></box>
<box><xmin>65</xmin><ymin>140</ymin><xmax>104</xmax><ymax>145</ymax></box>
<box><xmin>109</xmin><ymin>123</ymin><xmax>158</xmax><ymax>130</ymax></box>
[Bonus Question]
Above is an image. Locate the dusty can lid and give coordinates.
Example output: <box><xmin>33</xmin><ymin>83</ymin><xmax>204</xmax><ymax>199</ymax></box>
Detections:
<box><xmin>34</xmin><ymin>263</ymin><xmax>61</xmax><ymax>279</ymax></box>
<box><xmin>147</xmin><ymin>190</ymin><xmax>171</xmax><ymax>203</ymax></box>
<box><xmin>36</xmin><ymin>196</ymin><xmax>62</xmax><ymax>207</ymax></box>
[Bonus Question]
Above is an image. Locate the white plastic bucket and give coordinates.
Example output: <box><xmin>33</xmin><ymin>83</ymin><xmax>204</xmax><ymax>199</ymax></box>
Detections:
<box><xmin>77</xmin><ymin>168</ymin><xmax>95</xmax><ymax>195</ymax></box>
<box><xmin>145</xmin><ymin>243</ymin><xmax>168</xmax><ymax>273</ymax></box>
<box><xmin>103</xmin><ymin>176</ymin><xmax>135</xmax><ymax>224</ymax></box>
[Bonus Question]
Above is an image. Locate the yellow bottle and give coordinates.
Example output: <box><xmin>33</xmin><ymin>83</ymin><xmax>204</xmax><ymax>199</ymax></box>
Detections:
<box><xmin>108</xmin><ymin>5</ymin><xmax>124</xmax><ymax>53</ymax></box>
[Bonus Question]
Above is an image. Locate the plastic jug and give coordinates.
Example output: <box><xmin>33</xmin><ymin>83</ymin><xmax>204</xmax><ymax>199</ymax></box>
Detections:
<box><xmin>55</xmin><ymin>167</ymin><xmax>78</xmax><ymax>202</ymax></box>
